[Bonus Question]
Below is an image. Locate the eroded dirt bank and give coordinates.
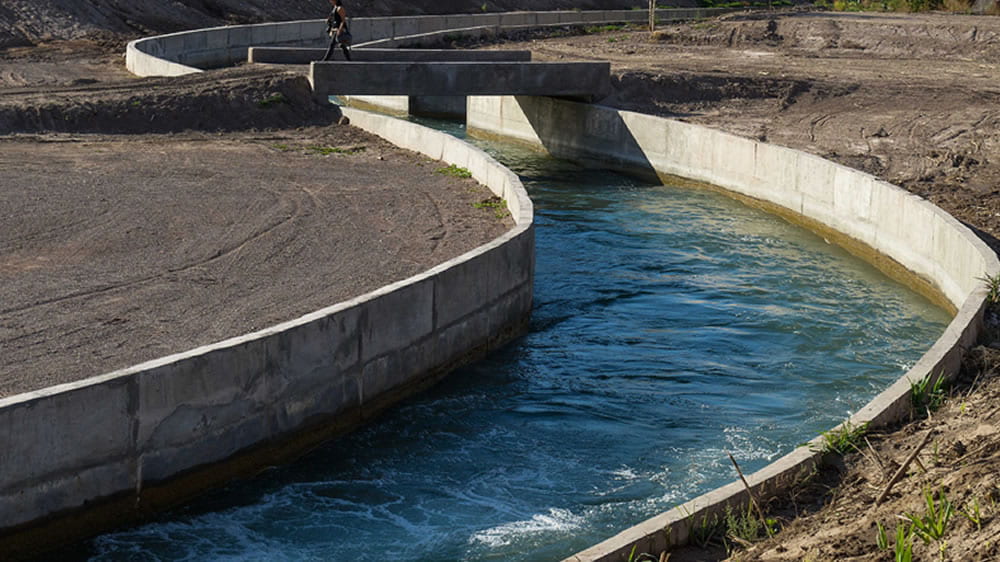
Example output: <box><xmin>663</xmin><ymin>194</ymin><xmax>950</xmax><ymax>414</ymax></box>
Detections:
<box><xmin>0</xmin><ymin>0</ymin><xmax>664</xmax><ymax>49</ymax></box>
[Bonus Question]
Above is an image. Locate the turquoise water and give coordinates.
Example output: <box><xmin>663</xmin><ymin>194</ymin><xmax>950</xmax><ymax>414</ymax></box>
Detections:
<box><xmin>80</xmin><ymin>123</ymin><xmax>950</xmax><ymax>561</ymax></box>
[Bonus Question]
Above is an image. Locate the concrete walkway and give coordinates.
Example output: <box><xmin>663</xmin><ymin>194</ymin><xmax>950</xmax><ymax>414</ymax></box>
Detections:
<box><xmin>249</xmin><ymin>46</ymin><xmax>532</xmax><ymax>64</ymax></box>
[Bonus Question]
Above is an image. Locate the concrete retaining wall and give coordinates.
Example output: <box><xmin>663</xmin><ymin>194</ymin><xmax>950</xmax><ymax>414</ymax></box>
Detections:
<box><xmin>465</xmin><ymin>95</ymin><xmax>999</xmax><ymax>561</ymax></box>
<box><xmin>126</xmin><ymin>8</ymin><xmax>737</xmax><ymax>77</ymax></box>
<box><xmin>0</xmin><ymin>109</ymin><xmax>534</xmax><ymax>550</ymax></box>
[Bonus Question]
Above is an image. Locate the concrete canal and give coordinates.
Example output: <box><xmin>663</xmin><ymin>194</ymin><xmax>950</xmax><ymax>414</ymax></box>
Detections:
<box><xmin>79</xmin><ymin>121</ymin><xmax>949</xmax><ymax>561</ymax></box>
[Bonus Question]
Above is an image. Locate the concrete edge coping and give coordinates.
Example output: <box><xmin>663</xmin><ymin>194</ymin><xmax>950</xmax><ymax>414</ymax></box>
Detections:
<box><xmin>559</xmin><ymin>108</ymin><xmax>1000</xmax><ymax>561</ymax></box>
<box><xmin>126</xmin><ymin>9</ymin><xmax>738</xmax><ymax>76</ymax></box>
<box><xmin>356</xmin><ymin>25</ymin><xmax>495</xmax><ymax>49</ymax></box>
<box><xmin>0</xmin><ymin>111</ymin><xmax>533</xmax><ymax>413</ymax></box>
<box><xmin>126</xmin><ymin>39</ymin><xmax>202</xmax><ymax>77</ymax></box>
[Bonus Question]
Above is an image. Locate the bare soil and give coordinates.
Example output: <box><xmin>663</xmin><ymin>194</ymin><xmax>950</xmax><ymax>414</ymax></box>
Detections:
<box><xmin>0</xmin><ymin>129</ymin><xmax>511</xmax><ymax>398</ymax></box>
<box><xmin>0</xmin><ymin>0</ymin><xmax>664</xmax><ymax>49</ymax></box>
<box><xmin>0</xmin><ymin>37</ymin><xmax>512</xmax><ymax>398</ymax></box>
<box><xmin>484</xmin><ymin>10</ymin><xmax>1000</xmax><ymax>560</ymax></box>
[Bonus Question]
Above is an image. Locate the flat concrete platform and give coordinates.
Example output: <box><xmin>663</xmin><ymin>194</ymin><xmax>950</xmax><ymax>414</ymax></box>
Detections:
<box><xmin>309</xmin><ymin>61</ymin><xmax>610</xmax><ymax>99</ymax></box>
<box><xmin>249</xmin><ymin>47</ymin><xmax>532</xmax><ymax>65</ymax></box>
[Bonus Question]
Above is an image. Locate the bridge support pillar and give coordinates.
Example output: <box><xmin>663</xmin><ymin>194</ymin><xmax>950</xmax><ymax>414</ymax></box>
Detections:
<box><xmin>409</xmin><ymin>96</ymin><xmax>466</xmax><ymax>120</ymax></box>
<box><xmin>339</xmin><ymin>95</ymin><xmax>467</xmax><ymax>120</ymax></box>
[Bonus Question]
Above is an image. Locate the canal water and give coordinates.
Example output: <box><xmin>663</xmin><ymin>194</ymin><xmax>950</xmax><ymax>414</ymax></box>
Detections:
<box><xmin>81</xmin><ymin>121</ymin><xmax>950</xmax><ymax>561</ymax></box>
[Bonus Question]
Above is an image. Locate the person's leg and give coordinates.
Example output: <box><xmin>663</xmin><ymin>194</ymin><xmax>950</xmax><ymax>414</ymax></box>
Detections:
<box><xmin>322</xmin><ymin>38</ymin><xmax>338</xmax><ymax>61</ymax></box>
<box><xmin>340</xmin><ymin>43</ymin><xmax>351</xmax><ymax>61</ymax></box>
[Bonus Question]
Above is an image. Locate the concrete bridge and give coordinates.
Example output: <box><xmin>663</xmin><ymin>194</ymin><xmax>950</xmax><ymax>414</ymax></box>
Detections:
<box><xmin>248</xmin><ymin>44</ymin><xmax>610</xmax><ymax>116</ymax></box>
<box><xmin>308</xmin><ymin>60</ymin><xmax>610</xmax><ymax>100</ymax></box>
<box><xmin>248</xmin><ymin>46</ymin><xmax>532</xmax><ymax>64</ymax></box>
<box><xmin>249</xmin><ymin>46</ymin><xmax>611</xmax><ymax>103</ymax></box>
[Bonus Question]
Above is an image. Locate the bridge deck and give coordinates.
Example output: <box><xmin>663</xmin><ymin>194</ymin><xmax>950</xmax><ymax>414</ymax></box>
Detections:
<box><xmin>249</xmin><ymin>47</ymin><xmax>532</xmax><ymax>65</ymax></box>
<box><xmin>309</xmin><ymin>61</ymin><xmax>610</xmax><ymax>99</ymax></box>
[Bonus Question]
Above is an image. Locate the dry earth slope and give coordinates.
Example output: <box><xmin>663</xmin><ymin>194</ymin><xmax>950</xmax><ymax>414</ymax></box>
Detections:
<box><xmin>0</xmin><ymin>0</ymin><xmax>674</xmax><ymax>48</ymax></box>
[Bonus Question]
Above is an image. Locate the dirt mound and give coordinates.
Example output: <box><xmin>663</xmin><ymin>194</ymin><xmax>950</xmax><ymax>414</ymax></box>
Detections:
<box><xmin>606</xmin><ymin>70</ymin><xmax>828</xmax><ymax>116</ymax></box>
<box><xmin>652</xmin><ymin>11</ymin><xmax>1000</xmax><ymax>60</ymax></box>
<box><xmin>0</xmin><ymin>127</ymin><xmax>513</xmax><ymax>398</ymax></box>
<box><xmin>0</xmin><ymin>0</ymin><xmax>324</xmax><ymax>48</ymax></box>
<box><xmin>0</xmin><ymin>67</ymin><xmax>341</xmax><ymax>134</ymax></box>
<box><xmin>0</xmin><ymin>0</ymin><xmax>658</xmax><ymax>49</ymax></box>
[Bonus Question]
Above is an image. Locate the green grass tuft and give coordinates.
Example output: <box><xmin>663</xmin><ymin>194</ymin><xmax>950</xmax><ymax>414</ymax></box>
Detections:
<box><xmin>583</xmin><ymin>23</ymin><xmax>629</xmax><ymax>34</ymax></box>
<box><xmin>474</xmin><ymin>196</ymin><xmax>509</xmax><ymax>219</ymax></box>
<box><xmin>910</xmin><ymin>372</ymin><xmax>947</xmax><ymax>415</ymax></box>
<box><xmin>436</xmin><ymin>164</ymin><xmax>473</xmax><ymax>178</ymax></box>
<box><xmin>258</xmin><ymin>93</ymin><xmax>288</xmax><ymax>108</ymax></box>
<box><xmin>811</xmin><ymin>420</ymin><xmax>868</xmax><ymax>456</ymax></box>
<box><xmin>306</xmin><ymin>145</ymin><xmax>367</xmax><ymax>156</ymax></box>
<box><xmin>723</xmin><ymin>504</ymin><xmax>778</xmax><ymax>550</ymax></box>
<box><xmin>906</xmin><ymin>487</ymin><xmax>955</xmax><ymax>544</ymax></box>
<box><xmin>981</xmin><ymin>272</ymin><xmax>1000</xmax><ymax>305</ymax></box>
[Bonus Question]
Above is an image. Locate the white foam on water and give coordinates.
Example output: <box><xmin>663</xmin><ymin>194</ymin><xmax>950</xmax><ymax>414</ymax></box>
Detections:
<box><xmin>468</xmin><ymin>508</ymin><xmax>584</xmax><ymax>548</ymax></box>
<box><xmin>610</xmin><ymin>466</ymin><xmax>639</xmax><ymax>481</ymax></box>
<box><xmin>91</xmin><ymin>515</ymin><xmax>291</xmax><ymax>562</ymax></box>
<box><xmin>724</xmin><ymin>426</ymin><xmax>781</xmax><ymax>462</ymax></box>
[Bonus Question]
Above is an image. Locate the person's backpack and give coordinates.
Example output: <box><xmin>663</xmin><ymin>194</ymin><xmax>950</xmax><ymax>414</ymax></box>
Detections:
<box><xmin>327</xmin><ymin>14</ymin><xmax>351</xmax><ymax>45</ymax></box>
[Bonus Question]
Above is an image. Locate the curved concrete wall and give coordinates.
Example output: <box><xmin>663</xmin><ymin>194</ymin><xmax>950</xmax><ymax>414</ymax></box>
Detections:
<box><xmin>126</xmin><ymin>8</ymin><xmax>736</xmax><ymax>77</ymax></box>
<box><xmin>0</xmin><ymin>110</ymin><xmax>534</xmax><ymax>548</ymax></box>
<box><xmin>465</xmin><ymin>94</ymin><xmax>999</xmax><ymax>561</ymax></box>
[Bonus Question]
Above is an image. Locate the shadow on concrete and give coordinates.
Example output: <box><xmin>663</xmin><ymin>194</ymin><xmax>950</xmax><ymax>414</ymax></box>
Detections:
<box><xmin>513</xmin><ymin>95</ymin><xmax>661</xmax><ymax>183</ymax></box>
<box><xmin>965</xmin><ymin>222</ymin><xmax>1000</xmax><ymax>256</ymax></box>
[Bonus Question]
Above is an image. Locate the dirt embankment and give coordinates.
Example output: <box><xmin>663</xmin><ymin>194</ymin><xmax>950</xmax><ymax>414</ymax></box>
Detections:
<box><xmin>0</xmin><ymin>65</ymin><xmax>336</xmax><ymax>134</ymax></box>
<box><xmin>0</xmin><ymin>0</ymin><xmax>663</xmax><ymax>49</ymax></box>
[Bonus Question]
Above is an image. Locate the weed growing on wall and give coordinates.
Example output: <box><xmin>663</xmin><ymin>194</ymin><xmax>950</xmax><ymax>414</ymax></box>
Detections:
<box><xmin>809</xmin><ymin>420</ymin><xmax>869</xmax><ymax>455</ymax></box>
<box><xmin>910</xmin><ymin>372</ymin><xmax>948</xmax><ymax>416</ymax></box>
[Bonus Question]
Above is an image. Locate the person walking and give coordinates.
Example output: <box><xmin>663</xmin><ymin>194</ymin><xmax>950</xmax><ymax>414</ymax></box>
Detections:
<box><xmin>322</xmin><ymin>0</ymin><xmax>352</xmax><ymax>61</ymax></box>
